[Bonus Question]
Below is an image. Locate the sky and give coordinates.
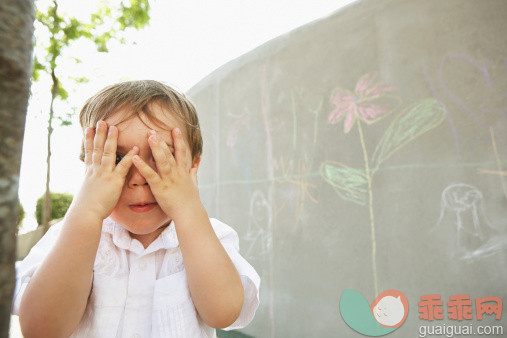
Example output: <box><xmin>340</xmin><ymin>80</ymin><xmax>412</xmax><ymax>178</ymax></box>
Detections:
<box><xmin>18</xmin><ymin>0</ymin><xmax>357</xmax><ymax>232</ymax></box>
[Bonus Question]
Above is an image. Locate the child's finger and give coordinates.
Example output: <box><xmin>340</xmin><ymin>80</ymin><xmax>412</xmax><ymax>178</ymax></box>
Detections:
<box><xmin>149</xmin><ymin>130</ymin><xmax>176</xmax><ymax>163</ymax></box>
<box><xmin>156</xmin><ymin>131</ymin><xmax>176</xmax><ymax>163</ymax></box>
<box><xmin>101</xmin><ymin>125</ymin><xmax>118</xmax><ymax>168</ymax></box>
<box><xmin>173</xmin><ymin>128</ymin><xmax>188</xmax><ymax>169</ymax></box>
<box><xmin>148</xmin><ymin>132</ymin><xmax>172</xmax><ymax>176</ymax></box>
<box><xmin>92</xmin><ymin>120</ymin><xmax>107</xmax><ymax>166</ymax></box>
<box><xmin>132</xmin><ymin>154</ymin><xmax>161</xmax><ymax>185</ymax></box>
<box><xmin>84</xmin><ymin>127</ymin><xmax>94</xmax><ymax>166</ymax></box>
<box><xmin>162</xmin><ymin>143</ymin><xmax>175</xmax><ymax>163</ymax></box>
<box><xmin>115</xmin><ymin>146</ymin><xmax>139</xmax><ymax>177</ymax></box>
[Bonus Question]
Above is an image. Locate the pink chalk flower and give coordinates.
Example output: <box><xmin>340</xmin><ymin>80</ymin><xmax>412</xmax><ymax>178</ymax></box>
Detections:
<box><xmin>328</xmin><ymin>73</ymin><xmax>400</xmax><ymax>133</ymax></box>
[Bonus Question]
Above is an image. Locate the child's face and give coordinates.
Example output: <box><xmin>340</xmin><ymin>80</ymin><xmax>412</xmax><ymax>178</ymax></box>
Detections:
<box><xmin>104</xmin><ymin>103</ymin><xmax>196</xmax><ymax>243</ymax></box>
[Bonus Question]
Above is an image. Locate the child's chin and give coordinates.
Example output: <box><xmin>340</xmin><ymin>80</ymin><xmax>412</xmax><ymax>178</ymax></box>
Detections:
<box><xmin>126</xmin><ymin>220</ymin><xmax>172</xmax><ymax>235</ymax></box>
<box><xmin>125</xmin><ymin>223</ymin><xmax>160</xmax><ymax>235</ymax></box>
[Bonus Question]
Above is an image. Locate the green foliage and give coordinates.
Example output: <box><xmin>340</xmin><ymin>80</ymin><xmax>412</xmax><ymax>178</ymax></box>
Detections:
<box><xmin>57</xmin><ymin>112</ymin><xmax>74</xmax><ymax>126</ymax></box>
<box><xmin>36</xmin><ymin>192</ymin><xmax>73</xmax><ymax>225</ymax></box>
<box><xmin>118</xmin><ymin>0</ymin><xmax>151</xmax><ymax>29</ymax></box>
<box><xmin>17</xmin><ymin>201</ymin><xmax>25</xmax><ymax>227</ymax></box>
<box><xmin>94</xmin><ymin>31</ymin><xmax>114</xmax><ymax>52</ymax></box>
<box><xmin>56</xmin><ymin>81</ymin><xmax>68</xmax><ymax>100</ymax></box>
<box><xmin>33</xmin><ymin>0</ymin><xmax>151</xmax><ymax>104</ymax></box>
<box><xmin>70</xmin><ymin>75</ymin><xmax>88</xmax><ymax>83</ymax></box>
<box><xmin>32</xmin><ymin>56</ymin><xmax>46</xmax><ymax>82</ymax></box>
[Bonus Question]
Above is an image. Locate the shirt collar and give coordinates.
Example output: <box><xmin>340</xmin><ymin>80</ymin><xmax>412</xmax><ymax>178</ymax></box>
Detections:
<box><xmin>102</xmin><ymin>217</ymin><xmax>180</xmax><ymax>255</ymax></box>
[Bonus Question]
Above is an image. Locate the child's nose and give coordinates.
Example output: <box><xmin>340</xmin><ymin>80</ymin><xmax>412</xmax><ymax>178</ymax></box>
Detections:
<box><xmin>127</xmin><ymin>165</ymin><xmax>148</xmax><ymax>187</ymax></box>
<box><xmin>127</xmin><ymin>156</ymin><xmax>157</xmax><ymax>187</ymax></box>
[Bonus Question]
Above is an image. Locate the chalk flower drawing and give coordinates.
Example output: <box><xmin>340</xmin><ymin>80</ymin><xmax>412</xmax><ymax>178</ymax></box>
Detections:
<box><xmin>328</xmin><ymin>73</ymin><xmax>400</xmax><ymax>133</ymax></box>
<box><xmin>321</xmin><ymin>72</ymin><xmax>445</xmax><ymax>296</ymax></box>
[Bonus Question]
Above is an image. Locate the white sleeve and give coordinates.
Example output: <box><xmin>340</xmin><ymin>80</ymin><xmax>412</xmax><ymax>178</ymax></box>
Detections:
<box><xmin>11</xmin><ymin>221</ymin><xmax>64</xmax><ymax>315</ymax></box>
<box><xmin>210</xmin><ymin>218</ymin><xmax>261</xmax><ymax>330</ymax></box>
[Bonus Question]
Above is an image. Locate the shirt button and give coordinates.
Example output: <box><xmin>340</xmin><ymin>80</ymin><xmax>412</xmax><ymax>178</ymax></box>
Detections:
<box><xmin>138</xmin><ymin>260</ymin><xmax>147</xmax><ymax>271</ymax></box>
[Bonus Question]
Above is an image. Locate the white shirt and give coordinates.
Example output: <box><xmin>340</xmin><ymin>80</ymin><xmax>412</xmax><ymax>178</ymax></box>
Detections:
<box><xmin>12</xmin><ymin>217</ymin><xmax>261</xmax><ymax>338</ymax></box>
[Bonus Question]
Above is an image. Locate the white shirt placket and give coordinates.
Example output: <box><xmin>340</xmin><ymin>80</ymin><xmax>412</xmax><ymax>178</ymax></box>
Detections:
<box><xmin>122</xmin><ymin>252</ymin><xmax>156</xmax><ymax>338</ymax></box>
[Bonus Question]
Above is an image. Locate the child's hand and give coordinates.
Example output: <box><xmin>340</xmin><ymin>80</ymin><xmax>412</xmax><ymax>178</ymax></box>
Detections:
<box><xmin>72</xmin><ymin>121</ymin><xmax>138</xmax><ymax>221</ymax></box>
<box><xmin>131</xmin><ymin>127</ymin><xmax>200</xmax><ymax>219</ymax></box>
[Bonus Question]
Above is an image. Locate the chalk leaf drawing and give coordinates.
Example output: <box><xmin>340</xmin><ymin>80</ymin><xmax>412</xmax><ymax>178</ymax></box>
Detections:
<box><xmin>320</xmin><ymin>161</ymin><xmax>368</xmax><ymax>205</ymax></box>
<box><xmin>321</xmin><ymin>72</ymin><xmax>445</xmax><ymax>296</ymax></box>
<box><xmin>372</xmin><ymin>99</ymin><xmax>446</xmax><ymax>172</ymax></box>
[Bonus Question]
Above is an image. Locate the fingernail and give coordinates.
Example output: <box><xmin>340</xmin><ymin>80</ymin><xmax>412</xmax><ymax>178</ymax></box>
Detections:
<box><xmin>107</xmin><ymin>126</ymin><xmax>114</xmax><ymax>136</ymax></box>
<box><xmin>175</xmin><ymin>128</ymin><xmax>180</xmax><ymax>134</ymax></box>
<box><xmin>149</xmin><ymin>134</ymin><xmax>157</xmax><ymax>143</ymax></box>
<box><xmin>133</xmin><ymin>155</ymin><xmax>140</xmax><ymax>162</ymax></box>
<box><xmin>96</xmin><ymin>120</ymin><xmax>102</xmax><ymax>128</ymax></box>
<box><xmin>132</xmin><ymin>146</ymin><xmax>139</xmax><ymax>152</ymax></box>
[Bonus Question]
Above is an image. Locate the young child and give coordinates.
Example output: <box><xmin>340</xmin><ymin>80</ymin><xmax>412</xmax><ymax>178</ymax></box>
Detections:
<box><xmin>13</xmin><ymin>80</ymin><xmax>261</xmax><ymax>337</ymax></box>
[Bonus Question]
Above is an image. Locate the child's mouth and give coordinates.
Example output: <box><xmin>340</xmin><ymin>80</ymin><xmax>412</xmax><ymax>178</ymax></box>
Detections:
<box><xmin>129</xmin><ymin>202</ymin><xmax>157</xmax><ymax>213</ymax></box>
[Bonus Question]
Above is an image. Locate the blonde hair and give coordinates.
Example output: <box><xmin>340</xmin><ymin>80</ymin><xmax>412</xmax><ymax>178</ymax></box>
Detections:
<box><xmin>78</xmin><ymin>80</ymin><xmax>202</xmax><ymax>163</ymax></box>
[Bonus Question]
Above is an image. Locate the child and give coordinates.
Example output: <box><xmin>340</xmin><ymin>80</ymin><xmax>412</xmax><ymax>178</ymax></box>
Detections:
<box><xmin>13</xmin><ymin>80</ymin><xmax>261</xmax><ymax>337</ymax></box>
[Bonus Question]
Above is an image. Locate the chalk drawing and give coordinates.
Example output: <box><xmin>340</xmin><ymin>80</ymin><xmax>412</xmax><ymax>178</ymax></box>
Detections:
<box><xmin>270</xmin><ymin>83</ymin><xmax>324</xmax><ymax>227</ymax></box>
<box><xmin>198</xmin><ymin>159</ymin><xmax>507</xmax><ymax>190</ymax></box>
<box><xmin>438</xmin><ymin>53</ymin><xmax>507</xmax><ymax>145</ymax></box>
<box><xmin>423</xmin><ymin>65</ymin><xmax>461</xmax><ymax>159</ymax></box>
<box><xmin>311</xmin><ymin>99</ymin><xmax>324</xmax><ymax>149</ymax></box>
<box><xmin>321</xmin><ymin>160</ymin><xmax>367</xmax><ymax>205</ymax></box>
<box><xmin>470</xmin><ymin>137</ymin><xmax>489</xmax><ymax>152</ymax></box>
<box><xmin>226</xmin><ymin>111</ymin><xmax>262</xmax><ymax>196</ymax></box>
<box><xmin>477</xmin><ymin>127</ymin><xmax>507</xmax><ymax>200</ymax></box>
<box><xmin>244</xmin><ymin>189</ymin><xmax>273</xmax><ymax>259</ymax></box>
<box><xmin>260</xmin><ymin>62</ymin><xmax>275</xmax><ymax>337</ymax></box>
<box><xmin>226</xmin><ymin>112</ymin><xmax>250</xmax><ymax>148</ymax></box>
<box><xmin>327</xmin><ymin>73</ymin><xmax>401</xmax><ymax>133</ymax></box>
<box><xmin>290</xmin><ymin>86</ymin><xmax>324</xmax><ymax>150</ymax></box>
<box><xmin>435</xmin><ymin>183</ymin><xmax>507</xmax><ymax>262</ymax></box>
<box><xmin>291</xmin><ymin>90</ymin><xmax>298</xmax><ymax>149</ymax></box>
<box><xmin>273</xmin><ymin>156</ymin><xmax>318</xmax><ymax>229</ymax></box>
<box><xmin>322</xmin><ymin>72</ymin><xmax>445</xmax><ymax>297</ymax></box>
<box><xmin>371</xmin><ymin>99</ymin><xmax>446</xmax><ymax>173</ymax></box>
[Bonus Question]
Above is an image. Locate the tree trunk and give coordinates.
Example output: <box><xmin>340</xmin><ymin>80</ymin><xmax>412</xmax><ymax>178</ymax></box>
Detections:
<box><xmin>0</xmin><ymin>0</ymin><xmax>35</xmax><ymax>335</ymax></box>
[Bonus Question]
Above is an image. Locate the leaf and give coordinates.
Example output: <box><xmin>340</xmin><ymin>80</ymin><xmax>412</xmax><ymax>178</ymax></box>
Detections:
<box><xmin>372</xmin><ymin>98</ymin><xmax>445</xmax><ymax>169</ymax></box>
<box><xmin>320</xmin><ymin>161</ymin><xmax>368</xmax><ymax>205</ymax></box>
<box><xmin>118</xmin><ymin>0</ymin><xmax>151</xmax><ymax>30</ymax></box>
<box><xmin>32</xmin><ymin>56</ymin><xmax>47</xmax><ymax>82</ymax></box>
<box><xmin>56</xmin><ymin>83</ymin><xmax>68</xmax><ymax>100</ymax></box>
<box><xmin>70</xmin><ymin>76</ymin><xmax>88</xmax><ymax>84</ymax></box>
